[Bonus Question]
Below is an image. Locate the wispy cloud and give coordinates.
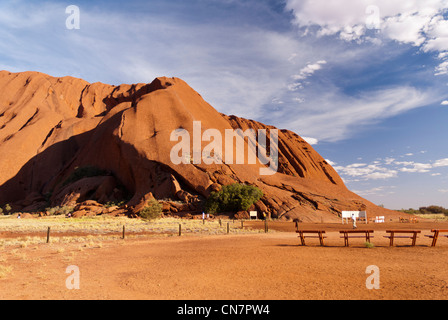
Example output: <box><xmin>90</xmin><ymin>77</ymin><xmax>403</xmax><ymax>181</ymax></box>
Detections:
<box><xmin>333</xmin><ymin>163</ymin><xmax>398</xmax><ymax>181</ymax></box>
<box><xmin>283</xmin><ymin>85</ymin><xmax>440</xmax><ymax>142</ymax></box>
<box><xmin>334</xmin><ymin>156</ymin><xmax>448</xmax><ymax>182</ymax></box>
<box><xmin>292</xmin><ymin>60</ymin><xmax>327</xmax><ymax>81</ymax></box>
<box><xmin>352</xmin><ymin>185</ymin><xmax>396</xmax><ymax>197</ymax></box>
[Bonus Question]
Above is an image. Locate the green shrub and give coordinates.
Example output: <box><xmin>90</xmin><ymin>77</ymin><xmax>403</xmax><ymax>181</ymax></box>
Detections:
<box><xmin>45</xmin><ymin>206</ymin><xmax>74</xmax><ymax>216</ymax></box>
<box><xmin>205</xmin><ymin>183</ymin><xmax>263</xmax><ymax>214</ymax></box>
<box><xmin>140</xmin><ymin>199</ymin><xmax>162</xmax><ymax>220</ymax></box>
<box><xmin>365</xmin><ymin>242</ymin><xmax>375</xmax><ymax>248</ymax></box>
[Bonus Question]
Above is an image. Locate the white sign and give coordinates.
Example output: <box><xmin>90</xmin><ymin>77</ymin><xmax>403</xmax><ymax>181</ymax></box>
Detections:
<box><xmin>342</xmin><ymin>211</ymin><xmax>367</xmax><ymax>224</ymax></box>
<box><xmin>249</xmin><ymin>211</ymin><xmax>257</xmax><ymax>219</ymax></box>
<box><xmin>375</xmin><ymin>216</ymin><xmax>385</xmax><ymax>223</ymax></box>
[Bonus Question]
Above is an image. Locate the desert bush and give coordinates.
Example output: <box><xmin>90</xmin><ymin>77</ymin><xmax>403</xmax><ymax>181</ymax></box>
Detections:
<box><xmin>399</xmin><ymin>206</ymin><xmax>448</xmax><ymax>216</ymax></box>
<box><xmin>139</xmin><ymin>199</ymin><xmax>163</xmax><ymax>220</ymax></box>
<box><xmin>419</xmin><ymin>206</ymin><xmax>448</xmax><ymax>215</ymax></box>
<box><xmin>4</xmin><ymin>204</ymin><xmax>11</xmax><ymax>215</ymax></box>
<box><xmin>205</xmin><ymin>183</ymin><xmax>263</xmax><ymax>214</ymax></box>
<box><xmin>45</xmin><ymin>206</ymin><xmax>74</xmax><ymax>216</ymax></box>
<box><xmin>365</xmin><ymin>242</ymin><xmax>375</xmax><ymax>248</ymax></box>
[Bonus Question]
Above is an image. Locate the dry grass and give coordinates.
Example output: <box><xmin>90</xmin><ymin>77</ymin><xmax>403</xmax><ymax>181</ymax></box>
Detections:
<box><xmin>0</xmin><ymin>265</ymin><xmax>12</xmax><ymax>279</ymax></box>
<box><xmin>0</xmin><ymin>216</ymin><xmax>267</xmax><ymax>247</ymax></box>
<box><xmin>415</xmin><ymin>213</ymin><xmax>448</xmax><ymax>221</ymax></box>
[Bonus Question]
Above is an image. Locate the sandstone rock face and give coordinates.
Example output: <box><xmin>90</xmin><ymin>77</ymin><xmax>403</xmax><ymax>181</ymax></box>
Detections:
<box><xmin>0</xmin><ymin>70</ymin><xmax>397</xmax><ymax>221</ymax></box>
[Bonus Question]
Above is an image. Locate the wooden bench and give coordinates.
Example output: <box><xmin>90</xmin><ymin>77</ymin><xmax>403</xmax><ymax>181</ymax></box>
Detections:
<box><xmin>339</xmin><ymin>230</ymin><xmax>374</xmax><ymax>247</ymax></box>
<box><xmin>425</xmin><ymin>229</ymin><xmax>448</xmax><ymax>247</ymax></box>
<box><xmin>384</xmin><ymin>230</ymin><xmax>421</xmax><ymax>246</ymax></box>
<box><xmin>296</xmin><ymin>230</ymin><xmax>326</xmax><ymax>246</ymax></box>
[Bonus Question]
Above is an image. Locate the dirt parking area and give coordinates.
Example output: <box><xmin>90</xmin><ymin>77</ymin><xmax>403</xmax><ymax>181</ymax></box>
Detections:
<box><xmin>1</xmin><ymin>219</ymin><xmax>448</xmax><ymax>300</ymax></box>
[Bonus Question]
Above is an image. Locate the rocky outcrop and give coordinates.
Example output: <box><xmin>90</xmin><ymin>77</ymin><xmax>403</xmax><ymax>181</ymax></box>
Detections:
<box><xmin>0</xmin><ymin>70</ymin><xmax>397</xmax><ymax>221</ymax></box>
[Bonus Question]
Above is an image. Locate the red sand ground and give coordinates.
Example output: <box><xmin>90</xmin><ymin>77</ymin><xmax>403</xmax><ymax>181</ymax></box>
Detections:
<box><xmin>1</xmin><ymin>220</ymin><xmax>448</xmax><ymax>300</ymax></box>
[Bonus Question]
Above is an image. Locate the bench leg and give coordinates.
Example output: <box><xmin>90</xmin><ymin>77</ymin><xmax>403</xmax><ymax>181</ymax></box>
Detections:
<box><xmin>389</xmin><ymin>233</ymin><xmax>394</xmax><ymax>246</ymax></box>
<box><xmin>319</xmin><ymin>232</ymin><xmax>324</xmax><ymax>246</ymax></box>
<box><xmin>412</xmin><ymin>234</ymin><xmax>417</xmax><ymax>246</ymax></box>
<box><xmin>299</xmin><ymin>234</ymin><xmax>305</xmax><ymax>246</ymax></box>
<box><xmin>432</xmin><ymin>231</ymin><xmax>439</xmax><ymax>247</ymax></box>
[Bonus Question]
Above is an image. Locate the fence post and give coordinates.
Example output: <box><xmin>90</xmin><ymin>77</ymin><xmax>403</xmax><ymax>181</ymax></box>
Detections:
<box><xmin>227</xmin><ymin>222</ymin><xmax>230</xmax><ymax>234</ymax></box>
<box><xmin>46</xmin><ymin>227</ymin><xmax>51</xmax><ymax>243</ymax></box>
<box><xmin>265</xmin><ymin>220</ymin><xmax>268</xmax><ymax>233</ymax></box>
<box><xmin>179</xmin><ymin>223</ymin><xmax>182</xmax><ymax>236</ymax></box>
<box><xmin>122</xmin><ymin>225</ymin><xmax>125</xmax><ymax>239</ymax></box>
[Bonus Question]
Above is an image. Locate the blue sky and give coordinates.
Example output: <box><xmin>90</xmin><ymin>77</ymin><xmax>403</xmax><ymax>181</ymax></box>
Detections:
<box><xmin>1</xmin><ymin>0</ymin><xmax>447</xmax><ymax>209</ymax></box>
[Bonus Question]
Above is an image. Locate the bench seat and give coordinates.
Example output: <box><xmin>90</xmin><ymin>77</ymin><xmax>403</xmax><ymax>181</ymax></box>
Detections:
<box><xmin>425</xmin><ymin>230</ymin><xmax>448</xmax><ymax>247</ymax></box>
<box><xmin>296</xmin><ymin>230</ymin><xmax>326</xmax><ymax>246</ymax></box>
<box><xmin>385</xmin><ymin>230</ymin><xmax>420</xmax><ymax>246</ymax></box>
<box><xmin>339</xmin><ymin>230</ymin><xmax>374</xmax><ymax>247</ymax></box>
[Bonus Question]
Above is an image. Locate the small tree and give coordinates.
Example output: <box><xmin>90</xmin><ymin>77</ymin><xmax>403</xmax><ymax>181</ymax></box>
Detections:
<box><xmin>139</xmin><ymin>199</ymin><xmax>162</xmax><ymax>221</ymax></box>
<box><xmin>4</xmin><ymin>204</ymin><xmax>11</xmax><ymax>215</ymax></box>
<box><xmin>205</xmin><ymin>183</ymin><xmax>263</xmax><ymax>214</ymax></box>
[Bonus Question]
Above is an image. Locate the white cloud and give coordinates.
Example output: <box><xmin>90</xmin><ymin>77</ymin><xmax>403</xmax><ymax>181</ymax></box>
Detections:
<box><xmin>303</xmin><ymin>137</ymin><xmax>319</xmax><ymax>145</ymax></box>
<box><xmin>333</xmin><ymin>163</ymin><xmax>398</xmax><ymax>180</ymax></box>
<box><xmin>441</xmin><ymin>100</ymin><xmax>448</xmax><ymax>105</ymax></box>
<box><xmin>394</xmin><ymin>158</ymin><xmax>448</xmax><ymax>172</ymax></box>
<box><xmin>399</xmin><ymin>162</ymin><xmax>432</xmax><ymax>173</ymax></box>
<box><xmin>292</xmin><ymin>60</ymin><xmax>327</xmax><ymax>81</ymax></box>
<box><xmin>286</xmin><ymin>0</ymin><xmax>448</xmax><ymax>44</ymax></box>
<box><xmin>384</xmin><ymin>157</ymin><xmax>396</xmax><ymax>165</ymax></box>
<box><xmin>439</xmin><ymin>189</ymin><xmax>448</xmax><ymax>193</ymax></box>
<box><xmin>285</xmin><ymin>0</ymin><xmax>448</xmax><ymax>75</ymax></box>
<box><xmin>435</xmin><ymin>61</ymin><xmax>448</xmax><ymax>76</ymax></box>
<box><xmin>333</xmin><ymin>156</ymin><xmax>448</xmax><ymax>182</ymax></box>
<box><xmin>434</xmin><ymin>158</ymin><xmax>448</xmax><ymax>167</ymax></box>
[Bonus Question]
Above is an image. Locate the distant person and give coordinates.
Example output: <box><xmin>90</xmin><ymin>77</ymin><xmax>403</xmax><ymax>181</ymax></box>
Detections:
<box><xmin>352</xmin><ymin>213</ymin><xmax>357</xmax><ymax>229</ymax></box>
<box><xmin>17</xmin><ymin>213</ymin><xmax>21</xmax><ymax>219</ymax></box>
